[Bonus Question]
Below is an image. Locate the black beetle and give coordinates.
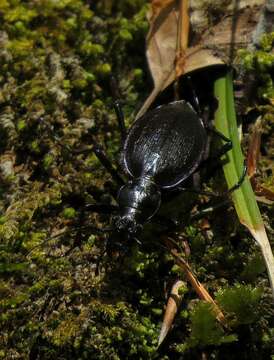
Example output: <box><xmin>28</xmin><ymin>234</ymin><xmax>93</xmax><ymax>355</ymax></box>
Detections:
<box><xmin>88</xmin><ymin>79</ymin><xmax>246</xmax><ymax>243</ymax></box>
<box><xmin>114</xmin><ymin>100</ymin><xmax>207</xmax><ymax>237</ymax></box>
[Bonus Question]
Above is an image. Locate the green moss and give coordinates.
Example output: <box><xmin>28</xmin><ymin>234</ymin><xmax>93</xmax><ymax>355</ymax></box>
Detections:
<box><xmin>0</xmin><ymin>0</ymin><xmax>9</xmax><ymax>11</ymax></box>
<box><xmin>0</xmin><ymin>290</ymin><xmax>29</xmax><ymax>309</ymax></box>
<box><xmin>63</xmin><ymin>207</ymin><xmax>77</xmax><ymax>219</ymax></box>
<box><xmin>92</xmin><ymin>99</ymin><xmax>104</xmax><ymax>108</ymax></box>
<box><xmin>133</xmin><ymin>68</ymin><xmax>143</xmax><ymax>79</ymax></box>
<box><xmin>119</xmin><ymin>28</ymin><xmax>133</xmax><ymax>41</ymax></box>
<box><xmin>260</xmin><ymin>32</ymin><xmax>274</xmax><ymax>52</ymax></box>
<box><xmin>0</xmin><ymin>1</ymin><xmax>273</xmax><ymax>359</ymax></box>
<box><xmin>240</xmin><ymin>253</ymin><xmax>266</xmax><ymax>282</ymax></box>
<box><xmin>17</xmin><ymin>119</ymin><xmax>26</xmax><ymax>131</ymax></box>
<box><xmin>30</xmin><ymin>140</ymin><xmax>40</xmax><ymax>153</ymax></box>
<box><xmin>43</xmin><ymin>153</ymin><xmax>55</xmax><ymax>169</ymax></box>
<box><xmin>4</xmin><ymin>5</ymin><xmax>38</xmax><ymax>23</ymax></box>
<box><xmin>7</xmin><ymin>38</ymin><xmax>34</xmax><ymax>57</ymax></box>
<box><xmin>51</xmin><ymin>314</ymin><xmax>80</xmax><ymax>346</ymax></box>
<box><xmin>238</xmin><ymin>32</ymin><xmax>274</xmax><ymax>101</ymax></box>
<box><xmin>95</xmin><ymin>63</ymin><xmax>112</xmax><ymax>76</ymax></box>
<box><xmin>0</xmin><ymin>262</ymin><xmax>28</xmax><ymax>275</ymax></box>
<box><xmin>216</xmin><ymin>284</ymin><xmax>263</xmax><ymax>325</ymax></box>
<box><xmin>80</xmin><ymin>42</ymin><xmax>104</xmax><ymax>56</ymax></box>
<box><xmin>187</xmin><ymin>302</ymin><xmax>237</xmax><ymax>348</ymax></box>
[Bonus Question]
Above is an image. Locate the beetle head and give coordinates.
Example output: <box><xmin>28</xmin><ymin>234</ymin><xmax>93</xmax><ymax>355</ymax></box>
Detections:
<box><xmin>114</xmin><ymin>208</ymin><xmax>143</xmax><ymax>237</ymax></box>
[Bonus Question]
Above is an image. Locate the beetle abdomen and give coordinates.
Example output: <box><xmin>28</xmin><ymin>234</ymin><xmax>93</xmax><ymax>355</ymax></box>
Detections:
<box><xmin>123</xmin><ymin>101</ymin><xmax>207</xmax><ymax>188</ymax></box>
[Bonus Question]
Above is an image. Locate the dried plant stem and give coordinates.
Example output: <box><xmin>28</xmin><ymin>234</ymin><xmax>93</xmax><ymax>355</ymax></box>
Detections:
<box><xmin>175</xmin><ymin>0</ymin><xmax>190</xmax><ymax>98</ymax></box>
<box><xmin>167</xmin><ymin>241</ymin><xmax>225</xmax><ymax>324</ymax></box>
<box><xmin>179</xmin><ymin>0</ymin><xmax>190</xmax><ymax>54</ymax></box>
<box><xmin>176</xmin><ymin>0</ymin><xmax>189</xmax><ymax>73</ymax></box>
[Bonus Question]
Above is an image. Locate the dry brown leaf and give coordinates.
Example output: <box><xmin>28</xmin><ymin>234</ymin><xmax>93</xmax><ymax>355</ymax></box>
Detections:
<box><xmin>141</xmin><ymin>1</ymin><xmax>179</xmax><ymax>118</ymax></box>
<box><xmin>247</xmin><ymin>116</ymin><xmax>263</xmax><ymax>178</ymax></box>
<box><xmin>136</xmin><ymin>0</ymin><xmax>264</xmax><ymax>118</ymax></box>
<box><xmin>246</xmin><ymin>116</ymin><xmax>274</xmax><ymax>204</ymax></box>
<box><xmin>150</xmin><ymin>0</ymin><xmax>175</xmax><ymax>20</ymax></box>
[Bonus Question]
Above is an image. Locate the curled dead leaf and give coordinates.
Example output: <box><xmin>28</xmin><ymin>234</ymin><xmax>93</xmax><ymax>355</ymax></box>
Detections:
<box><xmin>158</xmin><ymin>280</ymin><xmax>186</xmax><ymax>346</ymax></box>
<box><xmin>136</xmin><ymin>0</ymin><xmax>265</xmax><ymax>118</ymax></box>
<box><xmin>247</xmin><ymin>116</ymin><xmax>263</xmax><ymax>178</ymax></box>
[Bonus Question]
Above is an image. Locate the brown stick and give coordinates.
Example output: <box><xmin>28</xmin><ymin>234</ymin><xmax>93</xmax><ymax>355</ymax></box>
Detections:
<box><xmin>180</xmin><ymin>0</ymin><xmax>190</xmax><ymax>53</ymax></box>
<box><xmin>166</xmin><ymin>238</ymin><xmax>225</xmax><ymax>324</ymax></box>
<box><xmin>174</xmin><ymin>0</ymin><xmax>190</xmax><ymax>98</ymax></box>
<box><xmin>175</xmin><ymin>0</ymin><xmax>190</xmax><ymax>75</ymax></box>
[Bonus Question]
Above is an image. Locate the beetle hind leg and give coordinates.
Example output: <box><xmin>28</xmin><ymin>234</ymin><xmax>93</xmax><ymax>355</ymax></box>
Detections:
<box><xmin>226</xmin><ymin>161</ymin><xmax>247</xmax><ymax>194</ymax></box>
<box><xmin>178</xmin><ymin>161</ymin><xmax>247</xmax><ymax>198</ymax></box>
<box><xmin>186</xmin><ymin>76</ymin><xmax>203</xmax><ymax>115</ymax></box>
<box><xmin>206</xmin><ymin>127</ymin><xmax>232</xmax><ymax>160</ymax></box>
<box><xmin>206</xmin><ymin>127</ymin><xmax>247</xmax><ymax>193</ymax></box>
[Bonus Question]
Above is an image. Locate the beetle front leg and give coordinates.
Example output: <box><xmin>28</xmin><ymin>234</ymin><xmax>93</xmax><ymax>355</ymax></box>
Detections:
<box><xmin>91</xmin><ymin>141</ymin><xmax>125</xmax><ymax>187</ymax></box>
<box><xmin>84</xmin><ymin>203</ymin><xmax>118</xmax><ymax>214</ymax></box>
<box><xmin>113</xmin><ymin>99</ymin><xmax>126</xmax><ymax>143</ymax></box>
<box><xmin>110</xmin><ymin>76</ymin><xmax>127</xmax><ymax>143</ymax></box>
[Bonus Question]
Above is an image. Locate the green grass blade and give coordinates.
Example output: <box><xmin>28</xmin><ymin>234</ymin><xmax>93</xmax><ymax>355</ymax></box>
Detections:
<box><xmin>214</xmin><ymin>70</ymin><xmax>274</xmax><ymax>298</ymax></box>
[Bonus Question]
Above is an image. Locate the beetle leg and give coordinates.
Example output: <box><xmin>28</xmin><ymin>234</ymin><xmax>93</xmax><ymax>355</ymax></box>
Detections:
<box><xmin>85</xmin><ymin>203</ymin><xmax>118</xmax><ymax>213</ymax></box>
<box><xmin>207</xmin><ymin>127</ymin><xmax>233</xmax><ymax>160</ymax></box>
<box><xmin>152</xmin><ymin>214</ymin><xmax>180</xmax><ymax>230</ymax></box>
<box><xmin>195</xmin><ymin>127</ymin><xmax>232</xmax><ymax>179</ymax></box>
<box><xmin>186</xmin><ymin>76</ymin><xmax>202</xmax><ymax>116</ymax></box>
<box><xmin>226</xmin><ymin>161</ymin><xmax>247</xmax><ymax>194</ymax></box>
<box><xmin>181</xmin><ymin>164</ymin><xmax>247</xmax><ymax>221</ymax></box>
<box><xmin>69</xmin><ymin>223</ymin><xmax>114</xmax><ymax>233</ymax></box>
<box><xmin>91</xmin><ymin>141</ymin><xmax>125</xmax><ymax>186</ymax></box>
<box><xmin>113</xmin><ymin>100</ymin><xmax>127</xmax><ymax>142</ymax></box>
<box><xmin>190</xmin><ymin>198</ymin><xmax>231</xmax><ymax>220</ymax></box>
<box><xmin>179</xmin><ymin>161</ymin><xmax>247</xmax><ymax>197</ymax></box>
<box><xmin>203</xmin><ymin>126</ymin><xmax>247</xmax><ymax>193</ymax></box>
<box><xmin>73</xmin><ymin>139</ymin><xmax>124</xmax><ymax>187</ymax></box>
<box><xmin>110</xmin><ymin>76</ymin><xmax>127</xmax><ymax>142</ymax></box>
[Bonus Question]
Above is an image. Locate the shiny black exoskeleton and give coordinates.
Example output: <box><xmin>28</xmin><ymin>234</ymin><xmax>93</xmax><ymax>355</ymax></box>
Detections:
<box><xmin>114</xmin><ymin>100</ymin><xmax>207</xmax><ymax>236</ymax></box>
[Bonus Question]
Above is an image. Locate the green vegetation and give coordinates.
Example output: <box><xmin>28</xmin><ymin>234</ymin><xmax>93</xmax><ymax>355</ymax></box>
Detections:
<box><xmin>0</xmin><ymin>1</ymin><xmax>273</xmax><ymax>359</ymax></box>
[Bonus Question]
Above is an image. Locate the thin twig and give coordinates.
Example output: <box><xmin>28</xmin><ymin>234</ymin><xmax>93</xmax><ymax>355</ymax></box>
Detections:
<box><xmin>165</xmin><ymin>237</ymin><xmax>225</xmax><ymax>324</ymax></box>
<box><xmin>175</xmin><ymin>0</ymin><xmax>190</xmax><ymax>98</ymax></box>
